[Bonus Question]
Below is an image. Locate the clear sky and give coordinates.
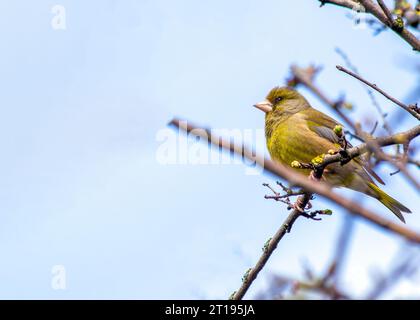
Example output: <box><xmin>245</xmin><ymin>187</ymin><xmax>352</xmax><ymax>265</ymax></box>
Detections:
<box><xmin>0</xmin><ymin>0</ymin><xmax>418</xmax><ymax>299</ymax></box>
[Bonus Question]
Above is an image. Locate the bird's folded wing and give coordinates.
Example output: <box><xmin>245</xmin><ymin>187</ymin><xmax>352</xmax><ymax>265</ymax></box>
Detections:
<box><xmin>304</xmin><ymin>110</ymin><xmax>385</xmax><ymax>185</ymax></box>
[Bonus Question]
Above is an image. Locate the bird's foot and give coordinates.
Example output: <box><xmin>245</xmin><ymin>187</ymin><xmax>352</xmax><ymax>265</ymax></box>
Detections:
<box><xmin>338</xmin><ymin>148</ymin><xmax>351</xmax><ymax>165</ymax></box>
<box><xmin>308</xmin><ymin>171</ymin><xmax>321</xmax><ymax>182</ymax></box>
<box><xmin>290</xmin><ymin>197</ymin><xmax>310</xmax><ymax>213</ymax></box>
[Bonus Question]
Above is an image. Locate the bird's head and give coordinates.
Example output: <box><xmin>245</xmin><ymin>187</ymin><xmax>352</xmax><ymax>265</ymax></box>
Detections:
<box><xmin>253</xmin><ymin>86</ymin><xmax>309</xmax><ymax>115</ymax></box>
<box><xmin>254</xmin><ymin>86</ymin><xmax>310</xmax><ymax>138</ymax></box>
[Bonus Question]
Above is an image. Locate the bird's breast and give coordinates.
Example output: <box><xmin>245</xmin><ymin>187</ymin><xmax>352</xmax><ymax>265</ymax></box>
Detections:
<box><xmin>267</xmin><ymin>120</ymin><xmax>327</xmax><ymax>166</ymax></box>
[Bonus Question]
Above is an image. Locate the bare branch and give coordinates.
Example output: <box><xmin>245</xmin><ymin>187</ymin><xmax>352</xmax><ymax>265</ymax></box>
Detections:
<box><xmin>358</xmin><ymin>0</ymin><xmax>420</xmax><ymax>51</ymax></box>
<box><xmin>289</xmin><ymin>65</ymin><xmax>357</xmax><ymax>130</ymax></box>
<box><xmin>319</xmin><ymin>0</ymin><xmax>361</xmax><ymax>10</ymax></box>
<box><xmin>370</xmin><ymin>146</ymin><xmax>420</xmax><ymax>189</ymax></box>
<box><xmin>336</xmin><ymin>65</ymin><xmax>420</xmax><ymax>120</ymax></box>
<box><xmin>319</xmin><ymin>125</ymin><xmax>419</xmax><ymax>164</ymax></box>
<box><xmin>377</xmin><ymin>0</ymin><xmax>397</xmax><ymax>26</ymax></box>
<box><xmin>319</xmin><ymin>125</ymin><xmax>420</xmax><ymax>189</ymax></box>
<box><xmin>335</xmin><ymin>48</ymin><xmax>393</xmax><ymax>136</ymax></box>
<box><xmin>169</xmin><ymin>118</ymin><xmax>420</xmax><ymax>243</ymax></box>
<box><xmin>169</xmin><ymin>118</ymin><xmax>420</xmax><ymax>300</ymax></box>
<box><xmin>319</xmin><ymin>0</ymin><xmax>420</xmax><ymax>51</ymax></box>
<box><xmin>231</xmin><ymin>192</ymin><xmax>311</xmax><ymax>300</ymax></box>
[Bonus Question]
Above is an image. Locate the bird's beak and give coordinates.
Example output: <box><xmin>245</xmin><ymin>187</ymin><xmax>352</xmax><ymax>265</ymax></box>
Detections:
<box><xmin>253</xmin><ymin>99</ymin><xmax>273</xmax><ymax>113</ymax></box>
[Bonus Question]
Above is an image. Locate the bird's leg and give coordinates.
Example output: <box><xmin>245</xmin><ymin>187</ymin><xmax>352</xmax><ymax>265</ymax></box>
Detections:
<box><xmin>290</xmin><ymin>197</ymin><xmax>306</xmax><ymax>213</ymax></box>
<box><xmin>308</xmin><ymin>170</ymin><xmax>320</xmax><ymax>181</ymax></box>
<box><xmin>338</xmin><ymin>134</ymin><xmax>348</xmax><ymax>151</ymax></box>
<box><xmin>338</xmin><ymin>142</ymin><xmax>351</xmax><ymax>165</ymax></box>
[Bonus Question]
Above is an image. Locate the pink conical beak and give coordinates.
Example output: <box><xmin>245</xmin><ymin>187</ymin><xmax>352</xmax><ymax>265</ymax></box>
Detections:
<box><xmin>253</xmin><ymin>99</ymin><xmax>273</xmax><ymax>113</ymax></box>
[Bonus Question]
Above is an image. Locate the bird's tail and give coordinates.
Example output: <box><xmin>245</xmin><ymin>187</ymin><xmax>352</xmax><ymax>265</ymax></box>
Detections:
<box><xmin>368</xmin><ymin>183</ymin><xmax>411</xmax><ymax>223</ymax></box>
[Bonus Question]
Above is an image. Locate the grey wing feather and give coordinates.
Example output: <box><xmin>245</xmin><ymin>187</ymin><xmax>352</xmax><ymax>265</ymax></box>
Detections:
<box><xmin>312</xmin><ymin>124</ymin><xmax>385</xmax><ymax>185</ymax></box>
<box><xmin>312</xmin><ymin>126</ymin><xmax>340</xmax><ymax>144</ymax></box>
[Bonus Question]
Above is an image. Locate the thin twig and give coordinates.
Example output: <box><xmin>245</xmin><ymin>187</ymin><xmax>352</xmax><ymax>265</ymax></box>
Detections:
<box><xmin>352</xmin><ymin>129</ymin><xmax>420</xmax><ymax>189</ymax></box>
<box><xmin>335</xmin><ymin>48</ymin><xmax>393</xmax><ymax>136</ymax></box>
<box><xmin>371</xmin><ymin>146</ymin><xmax>420</xmax><ymax>189</ymax></box>
<box><xmin>290</xmin><ymin>65</ymin><xmax>357</xmax><ymax>130</ymax></box>
<box><xmin>336</xmin><ymin>65</ymin><xmax>420</xmax><ymax>120</ymax></box>
<box><xmin>232</xmin><ymin>192</ymin><xmax>312</xmax><ymax>300</ymax></box>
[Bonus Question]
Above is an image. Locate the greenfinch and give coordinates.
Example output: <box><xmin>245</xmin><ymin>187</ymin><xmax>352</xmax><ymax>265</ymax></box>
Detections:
<box><xmin>254</xmin><ymin>86</ymin><xmax>411</xmax><ymax>222</ymax></box>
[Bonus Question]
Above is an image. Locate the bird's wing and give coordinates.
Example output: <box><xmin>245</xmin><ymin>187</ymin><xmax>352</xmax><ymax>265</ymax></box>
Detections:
<box><xmin>301</xmin><ymin>108</ymin><xmax>385</xmax><ymax>185</ymax></box>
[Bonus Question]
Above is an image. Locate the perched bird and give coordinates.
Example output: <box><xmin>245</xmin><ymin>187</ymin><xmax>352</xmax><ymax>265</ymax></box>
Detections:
<box><xmin>254</xmin><ymin>86</ymin><xmax>411</xmax><ymax>222</ymax></box>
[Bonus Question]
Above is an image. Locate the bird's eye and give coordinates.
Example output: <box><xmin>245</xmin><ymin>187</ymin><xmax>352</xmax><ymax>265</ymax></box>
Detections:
<box><xmin>275</xmin><ymin>97</ymin><xmax>282</xmax><ymax>104</ymax></box>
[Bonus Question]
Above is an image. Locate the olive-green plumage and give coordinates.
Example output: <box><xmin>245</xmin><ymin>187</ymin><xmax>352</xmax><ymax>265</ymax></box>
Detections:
<box><xmin>261</xmin><ymin>86</ymin><xmax>411</xmax><ymax>222</ymax></box>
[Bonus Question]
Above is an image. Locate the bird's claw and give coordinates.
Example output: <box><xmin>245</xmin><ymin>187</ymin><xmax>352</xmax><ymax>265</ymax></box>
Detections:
<box><xmin>291</xmin><ymin>200</ymin><xmax>305</xmax><ymax>213</ymax></box>
<box><xmin>309</xmin><ymin>171</ymin><xmax>320</xmax><ymax>182</ymax></box>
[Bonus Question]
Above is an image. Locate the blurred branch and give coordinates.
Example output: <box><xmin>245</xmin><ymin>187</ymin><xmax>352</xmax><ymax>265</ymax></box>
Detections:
<box><xmin>394</xmin><ymin>0</ymin><xmax>420</xmax><ymax>29</ymax></box>
<box><xmin>366</xmin><ymin>245</ymin><xmax>420</xmax><ymax>299</ymax></box>
<box><xmin>367</xmin><ymin>142</ymin><xmax>420</xmax><ymax>189</ymax></box>
<box><xmin>403</xmin><ymin>156</ymin><xmax>420</xmax><ymax>168</ymax></box>
<box><xmin>294</xmin><ymin>276</ymin><xmax>351</xmax><ymax>299</ymax></box>
<box><xmin>260</xmin><ymin>214</ymin><xmax>420</xmax><ymax>300</ymax></box>
<box><xmin>324</xmin><ymin>215</ymin><xmax>355</xmax><ymax>281</ymax></box>
<box><xmin>319</xmin><ymin>0</ymin><xmax>420</xmax><ymax>51</ymax></box>
<box><xmin>295</xmin><ymin>215</ymin><xmax>355</xmax><ymax>299</ymax></box>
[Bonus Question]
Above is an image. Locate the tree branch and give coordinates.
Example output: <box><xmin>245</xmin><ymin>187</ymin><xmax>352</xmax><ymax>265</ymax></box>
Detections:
<box><xmin>320</xmin><ymin>125</ymin><xmax>420</xmax><ymax>167</ymax></box>
<box><xmin>377</xmin><ymin>0</ymin><xmax>396</xmax><ymax>26</ymax></box>
<box><xmin>289</xmin><ymin>65</ymin><xmax>357</xmax><ymax>130</ymax></box>
<box><xmin>319</xmin><ymin>0</ymin><xmax>420</xmax><ymax>51</ymax></box>
<box><xmin>231</xmin><ymin>192</ymin><xmax>311</xmax><ymax>300</ymax></box>
<box><xmin>359</xmin><ymin>0</ymin><xmax>420</xmax><ymax>51</ymax></box>
<box><xmin>169</xmin><ymin>118</ymin><xmax>420</xmax><ymax>241</ymax></box>
<box><xmin>335</xmin><ymin>48</ymin><xmax>393</xmax><ymax>136</ymax></box>
<box><xmin>169</xmin><ymin>118</ymin><xmax>420</xmax><ymax>300</ymax></box>
<box><xmin>319</xmin><ymin>0</ymin><xmax>361</xmax><ymax>10</ymax></box>
<box><xmin>336</xmin><ymin>65</ymin><xmax>420</xmax><ymax>120</ymax></box>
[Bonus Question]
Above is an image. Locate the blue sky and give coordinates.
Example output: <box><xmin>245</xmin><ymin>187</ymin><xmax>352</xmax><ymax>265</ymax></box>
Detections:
<box><xmin>0</xmin><ymin>0</ymin><xmax>418</xmax><ymax>299</ymax></box>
